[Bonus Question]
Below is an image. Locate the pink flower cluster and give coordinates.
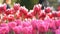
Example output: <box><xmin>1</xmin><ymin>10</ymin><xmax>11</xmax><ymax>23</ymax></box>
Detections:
<box><xmin>0</xmin><ymin>19</ymin><xmax>60</xmax><ymax>34</ymax></box>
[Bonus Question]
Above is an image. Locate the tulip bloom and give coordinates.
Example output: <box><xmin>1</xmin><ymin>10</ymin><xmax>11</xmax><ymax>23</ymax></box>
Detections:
<box><xmin>8</xmin><ymin>22</ymin><xmax>17</xmax><ymax>28</ymax></box>
<box><xmin>55</xmin><ymin>28</ymin><xmax>60</xmax><ymax>34</ymax></box>
<box><xmin>23</xmin><ymin>26</ymin><xmax>33</xmax><ymax>34</ymax></box>
<box><xmin>13</xmin><ymin>3</ymin><xmax>20</xmax><ymax>11</ymax></box>
<box><xmin>45</xmin><ymin>7</ymin><xmax>51</xmax><ymax>13</ymax></box>
<box><xmin>0</xmin><ymin>27</ymin><xmax>9</xmax><ymax>34</ymax></box>
<box><xmin>12</xmin><ymin>26</ymin><xmax>20</xmax><ymax>34</ymax></box>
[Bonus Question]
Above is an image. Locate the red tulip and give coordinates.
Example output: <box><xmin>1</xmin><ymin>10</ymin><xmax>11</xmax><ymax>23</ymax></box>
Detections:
<box><xmin>33</xmin><ymin>4</ymin><xmax>42</xmax><ymax>16</ymax></box>
<box><xmin>0</xmin><ymin>4</ymin><xmax>6</xmax><ymax>13</ymax></box>
<box><xmin>13</xmin><ymin>3</ymin><xmax>20</xmax><ymax>11</ymax></box>
<box><xmin>33</xmin><ymin>4</ymin><xmax>41</xmax><ymax>13</ymax></box>
<box><xmin>25</xmin><ymin>11</ymin><xmax>33</xmax><ymax>18</ymax></box>
<box><xmin>57</xmin><ymin>6</ymin><xmax>60</xmax><ymax>11</ymax></box>
<box><xmin>57</xmin><ymin>11</ymin><xmax>60</xmax><ymax>17</ymax></box>
<box><xmin>47</xmin><ymin>13</ymin><xmax>53</xmax><ymax>18</ymax></box>
<box><xmin>2</xmin><ymin>4</ymin><xmax>7</xmax><ymax>12</ymax></box>
<box><xmin>2</xmin><ymin>14</ymin><xmax>7</xmax><ymax>21</ymax></box>
<box><xmin>52</xmin><ymin>11</ymin><xmax>57</xmax><ymax>17</ymax></box>
<box><xmin>15</xmin><ymin>11</ymin><xmax>21</xmax><ymax>19</ymax></box>
<box><xmin>39</xmin><ymin>11</ymin><xmax>46</xmax><ymax>19</ymax></box>
<box><xmin>5</xmin><ymin>9</ymin><xmax>11</xmax><ymax>15</ymax></box>
<box><xmin>45</xmin><ymin>7</ymin><xmax>51</xmax><ymax>13</ymax></box>
<box><xmin>7</xmin><ymin>14</ymin><xmax>15</xmax><ymax>21</ymax></box>
<box><xmin>19</xmin><ymin>6</ymin><xmax>28</xmax><ymax>16</ymax></box>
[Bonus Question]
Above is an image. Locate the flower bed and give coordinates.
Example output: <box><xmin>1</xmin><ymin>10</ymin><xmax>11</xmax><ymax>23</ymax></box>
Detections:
<box><xmin>0</xmin><ymin>3</ymin><xmax>60</xmax><ymax>34</ymax></box>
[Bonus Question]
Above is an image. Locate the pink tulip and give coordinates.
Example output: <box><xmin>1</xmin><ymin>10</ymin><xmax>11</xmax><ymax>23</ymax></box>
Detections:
<box><xmin>12</xmin><ymin>26</ymin><xmax>20</xmax><ymax>34</ymax></box>
<box><xmin>23</xmin><ymin>26</ymin><xmax>33</xmax><ymax>34</ymax></box>
<box><xmin>32</xmin><ymin>29</ymin><xmax>37</xmax><ymax>34</ymax></box>
<box><xmin>8</xmin><ymin>22</ymin><xmax>17</xmax><ymax>28</ymax></box>
<box><xmin>37</xmin><ymin>20</ymin><xmax>48</xmax><ymax>32</ymax></box>
<box><xmin>15</xmin><ymin>20</ymin><xmax>22</xmax><ymax>25</ymax></box>
<box><xmin>0</xmin><ymin>27</ymin><xmax>9</xmax><ymax>34</ymax></box>
<box><xmin>49</xmin><ymin>20</ymin><xmax>56</xmax><ymax>29</ymax></box>
<box><xmin>22</xmin><ymin>21</ymin><xmax>31</xmax><ymax>27</ymax></box>
<box><xmin>31</xmin><ymin>20</ymin><xmax>38</xmax><ymax>29</ymax></box>
<box><xmin>55</xmin><ymin>20</ymin><xmax>60</xmax><ymax>29</ymax></box>
<box><xmin>18</xmin><ymin>25</ymin><xmax>23</xmax><ymax>32</ymax></box>
<box><xmin>55</xmin><ymin>28</ymin><xmax>60</xmax><ymax>34</ymax></box>
<box><xmin>0</xmin><ymin>23</ymin><xmax>8</xmax><ymax>27</ymax></box>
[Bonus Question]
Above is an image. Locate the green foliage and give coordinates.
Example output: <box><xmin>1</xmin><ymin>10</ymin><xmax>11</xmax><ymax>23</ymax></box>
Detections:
<box><xmin>15</xmin><ymin>0</ymin><xmax>39</xmax><ymax>10</ymax></box>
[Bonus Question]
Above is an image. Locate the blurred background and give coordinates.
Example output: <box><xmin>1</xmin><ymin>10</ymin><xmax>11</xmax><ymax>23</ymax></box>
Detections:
<box><xmin>0</xmin><ymin>0</ymin><xmax>59</xmax><ymax>10</ymax></box>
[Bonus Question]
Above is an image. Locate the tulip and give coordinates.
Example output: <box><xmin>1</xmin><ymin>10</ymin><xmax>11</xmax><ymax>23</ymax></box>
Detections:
<box><xmin>55</xmin><ymin>27</ymin><xmax>60</xmax><ymax>34</ymax></box>
<box><xmin>12</xmin><ymin>26</ymin><xmax>20</xmax><ymax>34</ymax></box>
<box><xmin>39</xmin><ymin>10</ymin><xmax>46</xmax><ymax>20</ymax></box>
<box><xmin>57</xmin><ymin>6</ymin><xmax>60</xmax><ymax>11</ymax></box>
<box><xmin>55</xmin><ymin>20</ymin><xmax>60</xmax><ymax>29</ymax></box>
<box><xmin>33</xmin><ymin>4</ymin><xmax>41</xmax><ymax>13</ymax></box>
<box><xmin>15</xmin><ymin>20</ymin><xmax>22</xmax><ymax>25</ymax></box>
<box><xmin>18</xmin><ymin>25</ymin><xmax>23</xmax><ymax>32</ymax></box>
<box><xmin>8</xmin><ymin>22</ymin><xmax>17</xmax><ymax>28</ymax></box>
<box><xmin>5</xmin><ymin>9</ymin><xmax>11</xmax><ymax>15</ymax></box>
<box><xmin>0</xmin><ymin>23</ymin><xmax>8</xmax><ymax>27</ymax></box>
<box><xmin>47</xmin><ymin>13</ymin><xmax>53</xmax><ymax>19</ymax></box>
<box><xmin>19</xmin><ymin>6</ymin><xmax>28</xmax><ymax>15</ymax></box>
<box><xmin>45</xmin><ymin>7</ymin><xmax>51</xmax><ymax>13</ymax></box>
<box><xmin>7</xmin><ymin>14</ymin><xmax>15</xmax><ymax>21</ymax></box>
<box><xmin>22</xmin><ymin>21</ymin><xmax>31</xmax><ymax>27</ymax></box>
<box><xmin>57</xmin><ymin>11</ymin><xmax>60</xmax><ymax>17</ymax></box>
<box><xmin>31</xmin><ymin>20</ymin><xmax>38</xmax><ymax>29</ymax></box>
<box><xmin>19</xmin><ymin>6</ymin><xmax>28</xmax><ymax>20</ymax></box>
<box><xmin>23</xmin><ymin>26</ymin><xmax>33</xmax><ymax>34</ymax></box>
<box><xmin>49</xmin><ymin>20</ymin><xmax>56</xmax><ymax>29</ymax></box>
<box><xmin>37</xmin><ymin>20</ymin><xmax>48</xmax><ymax>33</ymax></box>
<box><xmin>15</xmin><ymin>11</ymin><xmax>21</xmax><ymax>19</ymax></box>
<box><xmin>0</xmin><ymin>27</ymin><xmax>9</xmax><ymax>34</ymax></box>
<box><xmin>0</xmin><ymin>4</ymin><xmax>6</xmax><ymax>13</ymax></box>
<box><xmin>13</xmin><ymin>3</ymin><xmax>20</xmax><ymax>11</ymax></box>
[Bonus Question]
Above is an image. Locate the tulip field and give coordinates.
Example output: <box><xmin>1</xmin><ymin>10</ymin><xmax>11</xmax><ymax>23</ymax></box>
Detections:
<box><xmin>0</xmin><ymin>3</ymin><xmax>60</xmax><ymax>34</ymax></box>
